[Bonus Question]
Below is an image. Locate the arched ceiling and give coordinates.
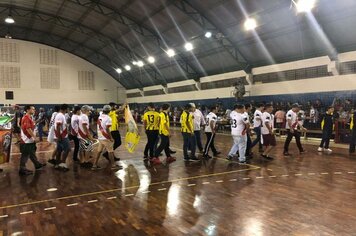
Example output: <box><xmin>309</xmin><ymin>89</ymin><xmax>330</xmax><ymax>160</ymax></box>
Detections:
<box><xmin>1</xmin><ymin>0</ymin><xmax>356</xmax><ymax>89</ymax></box>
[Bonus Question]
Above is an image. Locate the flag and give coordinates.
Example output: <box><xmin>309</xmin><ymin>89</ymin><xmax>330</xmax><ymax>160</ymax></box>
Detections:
<box><xmin>0</xmin><ymin>115</ymin><xmax>12</xmax><ymax>164</ymax></box>
<box><xmin>124</xmin><ymin>105</ymin><xmax>140</xmax><ymax>153</ymax></box>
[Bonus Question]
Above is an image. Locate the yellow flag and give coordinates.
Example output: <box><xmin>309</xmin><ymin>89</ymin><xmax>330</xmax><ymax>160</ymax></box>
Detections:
<box><xmin>124</xmin><ymin>105</ymin><xmax>140</xmax><ymax>153</ymax></box>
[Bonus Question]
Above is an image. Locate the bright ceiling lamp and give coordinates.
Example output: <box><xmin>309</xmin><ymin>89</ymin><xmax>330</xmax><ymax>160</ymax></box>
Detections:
<box><xmin>132</xmin><ymin>61</ymin><xmax>137</xmax><ymax>65</ymax></box>
<box><xmin>4</xmin><ymin>15</ymin><xmax>15</xmax><ymax>24</ymax></box>
<box><xmin>184</xmin><ymin>42</ymin><xmax>193</xmax><ymax>51</ymax></box>
<box><xmin>137</xmin><ymin>60</ymin><xmax>144</xmax><ymax>67</ymax></box>
<box><xmin>244</xmin><ymin>18</ymin><xmax>257</xmax><ymax>31</ymax></box>
<box><xmin>166</xmin><ymin>48</ymin><xmax>175</xmax><ymax>57</ymax></box>
<box><xmin>294</xmin><ymin>0</ymin><xmax>316</xmax><ymax>13</ymax></box>
<box><xmin>116</xmin><ymin>68</ymin><xmax>122</xmax><ymax>74</ymax></box>
<box><xmin>205</xmin><ymin>31</ymin><xmax>212</xmax><ymax>38</ymax></box>
<box><xmin>147</xmin><ymin>56</ymin><xmax>155</xmax><ymax>63</ymax></box>
<box><xmin>124</xmin><ymin>65</ymin><xmax>131</xmax><ymax>71</ymax></box>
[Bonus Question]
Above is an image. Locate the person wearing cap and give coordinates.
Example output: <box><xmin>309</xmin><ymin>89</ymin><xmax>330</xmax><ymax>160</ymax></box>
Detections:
<box><xmin>77</xmin><ymin>105</ymin><xmax>94</xmax><ymax>168</ymax></box>
<box><xmin>318</xmin><ymin>106</ymin><xmax>335</xmax><ymax>153</ymax></box>
<box><xmin>283</xmin><ymin>103</ymin><xmax>307</xmax><ymax>156</ymax></box>
<box><xmin>143</xmin><ymin>103</ymin><xmax>160</xmax><ymax>160</ymax></box>
<box><xmin>180</xmin><ymin>103</ymin><xmax>199</xmax><ymax>161</ymax></box>
<box><xmin>102</xmin><ymin>102</ymin><xmax>125</xmax><ymax>161</ymax></box>
<box><xmin>92</xmin><ymin>105</ymin><xmax>121</xmax><ymax>170</ymax></box>
<box><xmin>190</xmin><ymin>103</ymin><xmax>206</xmax><ymax>153</ymax></box>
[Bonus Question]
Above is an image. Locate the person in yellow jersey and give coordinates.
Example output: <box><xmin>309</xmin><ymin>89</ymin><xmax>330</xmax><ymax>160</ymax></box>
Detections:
<box><xmin>152</xmin><ymin>103</ymin><xmax>176</xmax><ymax>165</ymax></box>
<box><xmin>143</xmin><ymin>103</ymin><xmax>160</xmax><ymax>160</ymax></box>
<box><xmin>102</xmin><ymin>102</ymin><xmax>125</xmax><ymax>161</ymax></box>
<box><xmin>180</xmin><ymin>104</ymin><xmax>199</xmax><ymax>161</ymax></box>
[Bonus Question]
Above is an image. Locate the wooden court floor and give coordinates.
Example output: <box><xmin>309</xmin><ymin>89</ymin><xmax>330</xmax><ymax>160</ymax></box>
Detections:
<box><xmin>0</xmin><ymin>127</ymin><xmax>356</xmax><ymax>235</ymax></box>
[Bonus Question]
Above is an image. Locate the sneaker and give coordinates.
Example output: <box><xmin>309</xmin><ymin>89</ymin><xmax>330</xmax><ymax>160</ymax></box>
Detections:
<box><xmin>35</xmin><ymin>163</ymin><xmax>47</xmax><ymax>170</ymax></box>
<box><xmin>114</xmin><ymin>157</ymin><xmax>121</xmax><ymax>161</ymax></box>
<box><xmin>48</xmin><ymin>159</ymin><xmax>56</xmax><ymax>165</ymax></box>
<box><xmin>318</xmin><ymin>147</ymin><xmax>323</xmax><ymax>152</ymax></box>
<box><xmin>203</xmin><ymin>154</ymin><xmax>212</xmax><ymax>159</ymax></box>
<box><xmin>261</xmin><ymin>154</ymin><xmax>274</xmax><ymax>160</ymax></box>
<box><xmin>213</xmin><ymin>151</ymin><xmax>221</xmax><ymax>157</ymax></box>
<box><xmin>150</xmin><ymin>157</ymin><xmax>162</xmax><ymax>165</ymax></box>
<box><xmin>325</xmin><ymin>148</ymin><xmax>332</xmax><ymax>153</ymax></box>
<box><xmin>184</xmin><ymin>158</ymin><xmax>190</xmax><ymax>162</ymax></box>
<box><xmin>189</xmin><ymin>156</ymin><xmax>200</xmax><ymax>162</ymax></box>
<box><xmin>91</xmin><ymin>165</ymin><xmax>102</xmax><ymax>171</ymax></box>
<box><xmin>59</xmin><ymin>163</ymin><xmax>69</xmax><ymax>171</ymax></box>
<box><xmin>239</xmin><ymin>160</ymin><xmax>247</xmax><ymax>164</ymax></box>
<box><xmin>166</xmin><ymin>156</ymin><xmax>176</xmax><ymax>163</ymax></box>
<box><xmin>226</xmin><ymin>155</ymin><xmax>234</xmax><ymax>161</ymax></box>
<box><xmin>111</xmin><ymin>165</ymin><xmax>122</xmax><ymax>170</ymax></box>
<box><xmin>283</xmin><ymin>152</ymin><xmax>291</xmax><ymax>156</ymax></box>
<box><xmin>19</xmin><ymin>169</ymin><xmax>33</xmax><ymax>176</ymax></box>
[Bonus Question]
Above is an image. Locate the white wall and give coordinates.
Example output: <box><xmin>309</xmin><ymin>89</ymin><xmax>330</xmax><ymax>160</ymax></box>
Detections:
<box><xmin>127</xmin><ymin>74</ymin><xmax>356</xmax><ymax>103</ymax></box>
<box><xmin>0</xmin><ymin>39</ymin><xmax>126</xmax><ymax>105</ymax></box>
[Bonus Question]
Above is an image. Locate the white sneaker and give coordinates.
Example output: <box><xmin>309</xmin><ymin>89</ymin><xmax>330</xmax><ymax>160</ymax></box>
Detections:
<box><xmin>317</xmin><ymin>147</ymin><xmax>323</xmax><ymax>152</ymax></box>
<box><xmin>325</xmin><ymin>148</ymin><xmax>332</xmax><ymax>153</ymax></box>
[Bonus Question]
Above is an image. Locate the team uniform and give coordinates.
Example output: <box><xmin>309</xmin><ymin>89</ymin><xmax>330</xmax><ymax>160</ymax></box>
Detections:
<box><xmin>228</xmin><ymin>111</ymin><xmax>249</xmax><ymax>162</ymax></box>
<box><xmin>349</xmin><ymin>111</ymin><xmax>356</xmax><ymax>153</ymax></box>
<box><xmin>261</xmin><ymin>112</ymin><xmax>276</xmax><ymax>147</ymax></box>
<box><xmin>244</xmin><ymin>111</ymin><xmax>252</xmax><ymax>156</ymax></box>
<box><xmin>154</xmin><ymin>112</ymin><xmax>172</xmax><ymax>158</ymax></box>
<box><xmin>97</xmin><ymin>113</ymin><xmax>114</xmax><ymax>153</ymax></box>
<box><xmin>19</xmin><ymin>114</ymin><xmax>42</xmax><ymax>171</ymax></box>
<box><xmin>143</xmin><ymin>110</ymin><xmax>160</xmax><ymax>158</ymax></box>
<box><xmin>283</xmin><ymin>109</ymin><xmax>304</xmax><ymax>154</ymax></box>
<box><xmin>180</xmin><ymin>111</ymin><xmax>195</xmax><ymax>160</ymax></box>
<box><xmin>203</xmin><ymin>112</ymin><xmax>219</xmax><ymax>157</ymax></box>
<box><xmin>109</xmin><ymin>110</ymin><xmax>122</xmax><ymax>158</ymax></box>
<box><xmin>251</xmin><ymin>109</ymin><xmax>263</xmax><ymax>151</ymax></box>
<box><xmin>54</xmin><ymin>112</ymin><xmax>70</xmax><ymax>153</ymax></box>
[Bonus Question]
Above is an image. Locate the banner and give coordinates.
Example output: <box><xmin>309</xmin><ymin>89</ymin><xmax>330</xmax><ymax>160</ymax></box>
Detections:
<box><xmin>124</xmin><ymin>105</ymin><xmax>140</xmax><ymax>153</ymax></box>
<box><xmin>0</xmin><ymin>130</ymin><xmax>12</xmax><ymax>164</ymax></box>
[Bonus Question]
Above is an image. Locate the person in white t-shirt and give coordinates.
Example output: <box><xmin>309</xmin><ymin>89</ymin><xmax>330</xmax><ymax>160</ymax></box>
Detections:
<box><xmin>190</xmin><ymin>103</ymin><xmax>206</xmax><ymax>153</ymax></box>
<box><xmin>251</xmin><ymin>103</ymin><xmax>264</xmax><ymax>152</ymax></box>
<box><xmin>203</xmin><ymin>106</ymin><xmax>221</xmax><ymax>158</ymax></box>
<box><xmin>47</xmin><ymin>105</ymin><xmax>60</xmax><ymax>165</ymax></box>
<box><xmin>92</xmin><ymin>105</ymin><xmax>121</xmax><ymax>170</ymax></box>
<box><xmin>227</xmin><ymin>104</ymin><xmax>250</xmax><ymax>163</ymax></box>
<box><xmin>78</xmin><ymin>105</ymin><xmax>94</xmax><ymax>168</ymax></box>
<box><xmin>54</xmin><ymin>104</ymin><xmax>70</xmax><ymax>171</ymax></box>
<box><xmin>244</xmin><ymin>103</ymin><xmax>252</xmax><ymax>157</ymax></box>
<box><xmin>69</xmin><ymin>106</ymin><xmax>81</xmax><ymax>162</ymax></box>
<box><xmin>261</xmin><ymin>104</ymin><xmax>276</xmax><ymax>160</ymax></box>
<box><xmin>283</xmin><ymin>103</ymin><xmax>307</xmax><ymax>156</ymax></box>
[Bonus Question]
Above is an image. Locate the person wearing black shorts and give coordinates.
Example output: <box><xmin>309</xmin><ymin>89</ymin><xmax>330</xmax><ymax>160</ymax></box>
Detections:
<box><xmin>261</xmin><ymin>104</ymin><xmax>276</xmax><ymax>160</ymax></box>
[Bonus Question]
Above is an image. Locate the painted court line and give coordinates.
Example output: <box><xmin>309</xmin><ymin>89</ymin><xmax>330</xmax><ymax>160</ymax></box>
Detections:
<box><xmin>202</xmin><ymin>182</ymin><xmax>210</xmax><ymax>185</ymax></box>
<box><xmin>142</xmin><ymin>191</ymin><xmax>151</xmax><ymax>194</ymax></box>
<box><xmin>215</xmin><ymin>180</ymin><xmax>224</xmax><ymax>183</ymax></box>
<box><xmin>269</xmin><ymin>176</ymin><xmax>277</xmax><ymax>178</ymax></box>
<box><xmin>0</xmin><ymin>166</ymin><xmax>259</xmax><ymax>210</ymax></box>
<box><xmin>187</xmin><ymin>184</ymin><xmax>196</xmax><ymax>187</ymax></box>
<box><xmin>229</xmin><ymin>179</ymin><xmax>237</xmax><ymax>181</ymax></box>
<box><xmin>243</xmin><ymin>177</ymin><xmax>250</xmax><ymax>180</ymax></box>
<box><xmin>256</xmin><ymin>176</ymin><xmax>264</xmax><ymax>179</ymax></box>
<box><xmin>20</xmin><ymin>211</ymin><xmax>33</xmax><ymax>215</ymax></box>
<box><xmin>87</xmin><ymin>200</ymin><xmax>98</xmax><ymax>203</ymax></box>
<box><xmin>321</xmin><ymin>172</ymin><xmax>329</xmax><ymax>175</ymax></box>
<box><xmin>67</xmin><ymin>203</ymin><xmax>79</xmax><ymax>207</ymax></box>
<box><xmin>348</xmin><ymin>172</ymin><xmax>355</xmax><ymax>174</ymax></box>
<box><xmin>334</xmin><ymin>172</ymin><xmax>342</xmax><ymax>175</ymax></box>
<box><xmin>44</xmin><ymin>207</ymin><xmax>56</xmax><ymax>211</ymax></box>
<box><xmin>125</xmin><ymin>193</ymin><xmax>135</xmax><ymax>197</ymax></box>
<box><xmin>281</xmin><ymin>175</ymin><xmax>289</xmax><ymax>177</ymax></box>
<box><xmin>0</xmin><ymin>215</ymin><xmax>8</xmax><ymax>218</ymax></box>
<box><xmin>157</xmin><ymin>188</ymin><xmax>167</xmax><ymax>191</ymax></box>
<box><xmin>107</xmin><ymin>196</ymin><xmax>117</xmax><ymax>200</ymax></box>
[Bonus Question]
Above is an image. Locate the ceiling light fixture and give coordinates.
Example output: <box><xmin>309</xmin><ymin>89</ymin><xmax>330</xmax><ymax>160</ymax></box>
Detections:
<box><xmin>205</xmin><ymin>32</ymin><xmax>212</xmax><ymax>38</ymax></box>
<box><xmin>115</xmin><ymin>68</ymin><xmax>122</xmax><ymax>74</ymax></box>
<box><xmin>124</xmin><ymin>65</ymin><xmax>131</xmax><ymax>71</ymax></box>
<box><xmin>147</xmin><ymin>56</ymin><xmax>155</xmax><ymax>63</ymax></box>
<box><xmin>244</xmin><ymin>18</ymin><xmax>257</xmax><ymax>31</ymax></box>
<box><xmin>294</xmin><ymin>0</ymin><xmax>316</xmax><ymax>13</ymax></box>
<box><xmin>166</xmin><ymin>48</ymin><xmax>175</xmax><ymax>57</ymax></box>
<box><xmin>137</xmin><ymin>60</ymin><xmax>144</xmax><ymax>67</ymax></box>
<box><xmin>4</xmin><ymin>15</ymin><xmax>15</xmax><ymax>24</ymax></box>
<box><xmin>132</xmin><ymin>61</ymin><xmax>137</xmax><ymax>65</ymax></box>
<box><xmin>184</xmin><ymin>42</ymin><xmax>193</xmax><ymax>51</ymax></box>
